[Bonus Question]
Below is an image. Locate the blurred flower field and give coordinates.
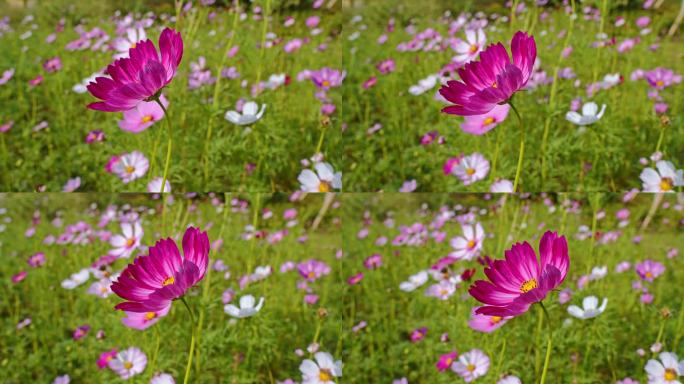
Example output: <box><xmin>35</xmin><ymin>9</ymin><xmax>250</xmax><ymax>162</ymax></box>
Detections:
<box><xmin>0</xmin><ymin>0</ymin><xmax>343</xmax><ymax>192</ymax></box>
<box><xmin>342</xmin><ymin>0</ymin><xmax>684</xmax><ymax>192</ymax></box>
<box><xmin>341</xmin><ymin>192</ymin><xmax>684</xmax><ymax>383</ymax></box>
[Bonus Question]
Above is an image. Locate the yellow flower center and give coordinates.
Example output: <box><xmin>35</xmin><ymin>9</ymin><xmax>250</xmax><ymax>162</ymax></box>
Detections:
<box><xmin>440</xmin><ymin>289</ymin><xmax>449</xmax><ymax>296</ymax></box>
<box><xmin>141</xmin><ymin>115</ymin><xmax>153</xmax><ymax>123</ymax></box>
<box><xmin>656</xmin><ymin>80</ymin><xmax>664</xmax><ymax>87</ymax></box>
<box><xmin>319</xmin><ymin>369</ymin><xmax>332</xmax><ymax>381</ymax></box>
<box><xmin>491</xmin><ymin>81</ymin><xmax>498</xmax><ymax>88</ymax></box>
<box><xmin>125</xmin><ymin>165</ymin><xmax>135</xmax><ymax>174</ymax></box>
<box><xmin>322</xmin><ymin>80</ymin><xmax>330</xmax><ymax>87</ymax></box>
<box><xmin>467</xmin><ymin>363</ymin><xmax>476</xmax><ymax>372</ymax></box>
<box><xmin>466</xmin><ymin>168</ymin><xmax>476</xmax><ymax>176</ymax></box>
<box><xmin>123</xmin><ymin>361</ymin><xmax>133</xmax><ymax>369</ymax></box>
<box><xmin>307</xmin><ymin>271</ymin><xmax>316</xmax><ymax>279</ymax></box>
<box><xmin>645</xmin><ymin>271</ymin><xmax>653</xmax><ymax>279</ymax></box>
<box><xmin>318</xmin><ymin>181</ymin><xmax>331</xmax><ymax>192</ymax></box>
<box><xmin>125</xmin><ymin>237</ymin><xmax>135</xmax><ymax>248</ymax></box>
<box><xmin>446</xmin><ymin>357</ymin><xmax>454</xmax><ymax>365</ymax></box>
<box><xmin>467</xmin><ymin>240</ymin><xmax>476</xmax><ymax>249</ymax></box>
<box><xmin>469</xmin><ymin>44</ymin><xmax>478</xmax><ymax>53</ymax></box>
<box><xmin>665</xmin><ymin>368</ymin><xmax>677</xmax><ymax>380</ymax></box>
<box><xmin>483</xmin><ymin>116</ymin><xmax>495</xmax><ymax>126</ymax></box>
<box><xmin>490</xmin><ymin>315</ymin><xmax>503</xmax><ymax>324</ymax></box>
<box><xmin>130</xmin><ymin>43</ymin><xmax>137</xmax><ymax>49</ymax></box>
<box><xmin>145</xmin><ymin>312</ymin><xmax>157</xmax><ymax>320</ymax></box>
<box><xmin>520</xmin><ymin>279</ymin><xmax>538</xmax><ymax>293</ymax></box>
<box><xmin>660</xmin><ymin>177</ymin><xmax>673</xmax><ymax>192</ymax></box>
<box><xmin>100</xmin><ymin>286</ymin><xmax>108</xmax><ymax>293</ymax></box>
<box><xmin>162</xmin><ymin>276</ymin><xmax>175</xmax><ymax>286</ymax></box>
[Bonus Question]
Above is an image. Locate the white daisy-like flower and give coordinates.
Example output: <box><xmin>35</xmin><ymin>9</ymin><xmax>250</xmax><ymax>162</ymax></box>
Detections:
<box><xmin>640</xmin><ymin>160</ymin><xmax>683</xmax><ymax>193</ymax></box>
<box><xmin>298</xmin><ymin>162</ymin><xmax>342</xmax><ymax>192</ymax></box>
<box><xmin>300</xmin><ymin>351</ymin><xmax>343</xmax><ymax>384</ymax></box>
<box><xmin>225</xmin><ymin>101</ymin><xmax>266</xmax><ymax>126</ymax></box>
<box><xmin>109</xmin><ymin>221</ymin><xmax>143</xmax><ymax>259</ymax></box>
<box><xmin>108</xmin><ymin>347</ymin><xmax>147</xmax><ymax>380</ymax></box>
<box><xmin>567</xmin><ymin>296</ymin><xmax>608</xmax><ymax>319</ymax></box>
<box><xmin>565</xmin><ymin>102</ymin><xmax>606</xmax><ymax>126</ymax></box>
<box><xmin>61</xmin><ymin>268</ymin><xmax>90</xmax><ymax>289</ymax></box>
<box><xmin>399</xmin><ymin>270</ymin><xmax>429</xmax><ymax>292</ymax></box>
<box><xmin>645</xmin><ymin>352</ymin><xmax>684</xmax><ymax>383</ymax></box>
<box><xmin>113</xmin><ymin>27</ymin><xmax>147</xmax><ymax>58</ymax></box>
<box><xmin>224</xmin><ymin>295</ymin><xmax>265</xmax><ymax>318</ymax></box>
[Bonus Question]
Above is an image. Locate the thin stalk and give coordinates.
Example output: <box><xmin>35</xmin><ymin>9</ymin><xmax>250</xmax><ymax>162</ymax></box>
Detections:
<box><xmin>155</xmin><ymin>99</ymin><xmax>173</xmax><ymax>226</ymax></box>
<box><xmin>180</xmin><ymin>296</ymin><xmax>196</xmax><ymax>384</ymax></box>
<box><xmin>538</xmin><ymin>301</ymin><xmax>553</xmax><ymax>384</ymax></box>
<box><xmin>509</xmin><ymin>101</ymin><xmax>525</xmax><ymax>193</ymax></box>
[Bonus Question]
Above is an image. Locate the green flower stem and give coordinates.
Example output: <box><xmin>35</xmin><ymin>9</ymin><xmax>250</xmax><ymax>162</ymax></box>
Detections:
<box><xmin>538</xmin><ymin>301</ymin><xmax>553</xmax><ymax>384</ymax></box>
<box><xmin>180</xmin><ymin>296</ymin><xmax>196</xmax><ymax>384</ymax></box>
<box><xmin>154</xmin><ymin>98</ymin><xmax>173</xmax><ymax>227</ymax></box>
<box><xmin>509</xmin><ymin>101</ymin><xmax>525</xmax><ymax>193</ymax></box>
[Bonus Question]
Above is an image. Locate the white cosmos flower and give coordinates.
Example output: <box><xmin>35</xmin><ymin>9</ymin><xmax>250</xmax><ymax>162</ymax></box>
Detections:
<box><xmin>640</xmin><ymin>160</ymin><xmax>684</xmax><ymax>193</ymax></box>
<box><xmin>408</xmin><ymin>74</ymin><xmax>439</xmax><ymax>96</ymax></box>
<box><xmin>567</xmin><ymin>296</ymin><xmax>607</xmax><ymax>319</ymax></box>
<box><xmin>565</xmin><ymin>102</ymin><xmax>606</xmax><ymax>126</ymax></box>
<box><xmin>61</xmin><ymin>268</ymin><xmax>90</xmax><ymax>289</ymax></box>
<box><xmin>399</xmin><ymin>270</ymin><xmax>429</xmax><ymax>292</ymax></box>
<box><xmin>449</xmin><ymin>222</ymin><xmax>485</xmax><ymax>261</ymax></box>
<box><xmin>109</xmin><ymin>221</ymin><xmax>143</xmax><ymax>259</ymax></box>
<box><xmin>113</xmin><ymin>27</ymin><xmax>147</xmax><ymax>58</ymax></box>
<box><xmin>490</xmin><ymin>179</ymin><xmax>514</xmax><ymax>193</ymax></box>
<box><xmin>300</xmin><ymin>351</ymin><xmax>343</xmax><ymax>384</ymax></box>
<box><xmin>645</xmin><ymin>352</ymin><xmax>684</xmax><ymax>383</ymax></box>
<box><xmin>108</xmin><ymin>347</ymin><xmax>147</xmax><ymax>380</ymax></box>
<box><xmin>224</xmin><ymin>295</ymin><xmax>264</xmax><ymax>318</ymax></box>
<box><xmin>73</xmin><ymin>72</ymin><xmax>102</xmax><ymax>94</ymax></box>
<box><xmin>225</xmin><ymin>101</ymin><xmax>266</xmax><ymax>126</ymax></box>
<box><xmin>298</xmin><ymin>162</ymin><xmax>342</xmax><ymax>192</ymax></box>
<box><xmin>150</xmin><ymin>373</ymin><xmax>175</xmax><ymax>384</ymax></box>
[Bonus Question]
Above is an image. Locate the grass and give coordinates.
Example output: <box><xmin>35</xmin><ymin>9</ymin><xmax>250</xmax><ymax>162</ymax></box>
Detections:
<box><xmin>0</xmin><ymin>193</ymin><xmax>345</xmax><ymax>383</ymax></box>
<box><xmin>0</xmin><ymin>0</ymin><xmax>342</xmax><ymax>192</ymax></box>
<box><xmin>340</xmin><ymin>192</ymin><xmax>684</xmax><ymax>382</ymax></box>
<box><xmin>342</xmin><ymin>0</ymin><xmax>684</xmax><ymax>192</ymax></box>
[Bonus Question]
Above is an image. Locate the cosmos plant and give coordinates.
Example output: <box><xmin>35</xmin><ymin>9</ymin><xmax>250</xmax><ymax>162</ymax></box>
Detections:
<box><xmin>469</xmin><ymin>231</ymin><xmax>570</xmax><ymax>383</ymax></box>
<box><xmin>87</xmin><ymin>27</ymin><xmax>183</xmax><ymax>195</ymax></box>
<box><xmin>111</xmin><ymin>226</ymin><xmax>209</xmax><ymax>384</ymax></box>
<box><xmin>439</xmin><ymin>30</ymin><xmax>537</xmax><ymax>192</ymax></box>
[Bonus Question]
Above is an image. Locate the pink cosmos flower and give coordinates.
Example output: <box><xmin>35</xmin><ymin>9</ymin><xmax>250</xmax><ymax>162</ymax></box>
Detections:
<box><xmin>297</xmin><ymin>259</ymin><xmax>331</xmax><ymax>281</ymax></box>
<box><xmin>635</xmin><ymin>260</ymin><xmax>665</xmax><ymax>282</ymax></box>
<box><xmin>440</xmin><ymin>31</ymin><xmax>537</xmax><ymax>116</ymax></box>
<box><xmin>97</xmin><ymin>349</ymin><xmax>118</xmax><ymax>369</ymax></box>
<box><xmin>468</xmin><ymin>307</ymin><xmax>511</xmax><ymax>333</ymax></box>
<box><xmin>469</xmin><ymin>231</ymin><xmax>570</xmax><ymax>317</ymax></box>
<box><xmin>436</xmin><ymin>351</ymin><xmax>459</xmax><ymax>372</ymax></box>
<box><xmin>111</xmin><ymin>226</ymin><xmax>209</xmax><ymax>313</ymax></box>
<box><xmin>118</xmin><ymin>95</ymin><xmax>168</xmax><ymax>133</ymax></box>
<box><xmin>311</xmin><ymin>68</ymin><xmax>345</xmax><ymax>90</ymax></box>
<box><xmin>121</xmin><ymin>305</ymin><xmax>171</xmax><ymax>330</ymax></box>
<box><xmin>645</xmin><ymin>68</ymin><xmax>682</xmax><ymax>90</ymax></box>
<box><xmin>410</xmin><ymin>327</ymin><xmax>427</xmax><ymax>342</ymax></box>
<box><xmin>72</xmin><ymin>324</ymin><xmax>91</xmax><ymax>340</ymax></box>
<box><xmin>460</xmin><ymin>103</ymin><xmax>510</xmax><ymax>135</ymax></box>
<box><xmin>87</xmin><ymin>28</ymin><xmax>183</xmax><ymax>112</ymax></box>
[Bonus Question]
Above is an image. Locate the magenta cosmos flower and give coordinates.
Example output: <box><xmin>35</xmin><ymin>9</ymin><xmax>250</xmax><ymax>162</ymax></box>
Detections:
<box><xmin>439</xmin><ymin>31</ymin><xmax>536</xmax><ymax>116</ymax></box>
<box><xmin>111</xmin><ymin>226</ymin><xmax>209</xmax><ymax>313</ymax></box>
<box><xmin>87</xmin><ymin>28</ymin><xmax>183</xmax><ymax>112</ymax></box>
<box><xmin>469</xmin><ymin>231</ymin><xmax>569</xmax><ymax>317</ymax></box>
